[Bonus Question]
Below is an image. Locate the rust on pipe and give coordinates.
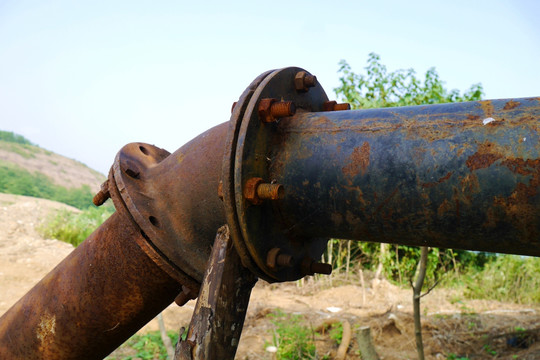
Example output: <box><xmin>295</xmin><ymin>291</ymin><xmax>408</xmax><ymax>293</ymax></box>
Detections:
<box><xmin>0</xmin><ymin>211</ymin><xmax>183</xmax><ymax>359</ymax></box>
<box><xmin>111</xmin><ymin>122</ymin><xmax>230</xmax><ymax>284</ymax></box>
<box><xmin>223</xmin><ymin>66</ymin><xmax>540</xmax><ymax>283</ymax></box>
<box><xmin>273</xmin><ymin>99</ymin><xmax>540</xmax><ymax>254</ymax></box>
<box><xmin>0</xmin><ymin>66</ymin><xmax>538</xmax><ymax>358</ymax></box>
<box><xmin>0</xmin><ymin>122</ymin><xmax>233</xmax><ymax>359</ymax></box>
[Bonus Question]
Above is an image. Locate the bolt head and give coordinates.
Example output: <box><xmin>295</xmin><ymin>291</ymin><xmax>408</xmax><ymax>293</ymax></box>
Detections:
<box><xmin>266</xmin><ymin>247</ymin><xmax>282</xmax><ymax>269</ymax></box>
<box><xmin>294</xmin><ymin>71</ymin><xmax>317</xmax><ymax>92</ymax></box>
<box><xmin>258</xmin><ymin>98</ymin><xmax>276</xmax><ymax>123</ymax></box>
<box><xmin>243</xmin><ymin>177</ymin><xmax>264</xmax><ymax>205</ymax></box>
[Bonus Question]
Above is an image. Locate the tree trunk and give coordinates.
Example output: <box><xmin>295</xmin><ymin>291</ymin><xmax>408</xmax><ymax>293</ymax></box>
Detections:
<box><xmin>356</xmin><ymin>326</ymin><xmax>379</xmax><ymax>360</ymax></box>
<box><xmin>375</xmin><ymin>243</ymin><xmax>388</xmax><ymax>279</ymax></box>
<box><xmin>412</xmin><ymin>246</ymin><xmax>428</xmax><ymax>360</ymax></box>
<box><xmin>157</xmin><ymin>313</ymin><xmax>174</xmax><ymax>360</ymax></box>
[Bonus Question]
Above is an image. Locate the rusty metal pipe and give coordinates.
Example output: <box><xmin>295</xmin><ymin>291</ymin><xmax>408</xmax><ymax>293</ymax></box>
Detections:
<box><xmin>223</xmin><ymin>67</ymin><xmax>540</xmax><ymax>282</ymax></box>
<box><xmin>0</xmin><ymin>211</ymin><xmax>182</xmax><ymax>359</ymax></box>
<box><xmin>272</xmin><ymin>99</ymin><xmax>540</xmax><ymax>254</ymax></box>
<box><xmin>1</xmin><ymin>67</ymin><xmax>538</xmax><ymax>358</ymax></box>
<box><xmin>0</xmin><ymin>123</ymin><xmax>232</xmax><ymax>359</ymax></box>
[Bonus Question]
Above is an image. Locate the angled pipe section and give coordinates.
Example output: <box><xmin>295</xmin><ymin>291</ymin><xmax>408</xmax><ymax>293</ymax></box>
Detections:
<box><xmin>0</xmin><ymin>123</ymin><xmax>231</xmax><ymax>359</ymax></box>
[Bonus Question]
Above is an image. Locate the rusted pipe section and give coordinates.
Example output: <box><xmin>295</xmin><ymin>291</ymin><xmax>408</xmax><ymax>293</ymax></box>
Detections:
<box><xmin>223</xmin><ymin>66</ymin><xmax>540</xmax><ymax>283</ymax></box>
<box><xmin>273</xmin><ymin>98</ymin><xmax>540</xmax><ymax>251</ymax></box>
<box><xmin>0</xmin><ymin>123</ymin><xmax>235</xmax><ymax>359</ymax></box>
<box><xmin>0</xmin><ymin>67</ymin><xmax>277</xmax><ymax>360</ymax></box>
<box><xmin>110</xmin><ymin>123</ymin><xmax>230</xmax><ymax>284</ymax></box>
<box><xmin>0</xmin><ymin>211</ymin><xmax>183</xmax><ymax>359</ymax></box>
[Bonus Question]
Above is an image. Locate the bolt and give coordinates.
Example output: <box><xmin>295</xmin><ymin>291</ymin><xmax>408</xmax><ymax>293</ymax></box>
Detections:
<box><xmin>267</xmin><ymin>248</ymin><xmax>294</xmax><ymax>269</ymax></box>
<box><xmin>277</xmin><ymin>253</ymin><xmax>294</xmax><ymax>268</ymax></box>
<box><xmin>93</xmin><ymin>180</ymin><xmax>110</xmax><ymax>206</ymax></box>
<box><xmin>244</xmin><ymin>177</ymin><xmax>284</xmax><ymax>205</ymax></box>
<box><xmin>311</xmin><ymin>262</ymin><xmax>332</xmax><ymax>275</ymax></box>
<box><xmin>174</xmin><ymin>285</ymin><xmax>197</xmax><ymax>306</ymax></box>
<box><xmin>301</xmin><ymin>257</ymin><xmax>333</xmax><ymax>275</ymax></box>
<box><xmin>323</xmin><ymin>100</ymin><xmax>351</xmax><ymax>112</ymax></box>
<box><xmin>294</xmin><ymin>71</ymin><xmax>317</xmax><ymax>92</ymax></box>
<box><xmin>258</xmin><ymin>98</ymin><xmax>296</xmax><ymax>123</ymax></box>
<box><xmin>257</xmin><ymin>183</ymin><xmax>284</xmax><ymax>200</ymax></box>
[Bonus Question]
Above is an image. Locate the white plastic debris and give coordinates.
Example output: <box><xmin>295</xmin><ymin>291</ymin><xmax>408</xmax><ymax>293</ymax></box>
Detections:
<box><xmin>482</xmin><ymin>117</ymin><xmax>495</xmax><ymax>125</ymax></box>
<box><xmin>326</xmin><ymin>306</ymin><xmax>342</xmax><ymax>313</ymax></box>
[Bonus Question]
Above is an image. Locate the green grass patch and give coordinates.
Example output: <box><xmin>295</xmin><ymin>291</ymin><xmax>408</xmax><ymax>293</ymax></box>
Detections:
<box><xmin>463</xmin><ymin>254</ymin><xmax>540</xmax><ymax>304</ymax></box>
<box><xmin>267</xmin><ymin>309</ymin><xmax>317</xmax><ymax>360</ymax></box>
<box><xmin>0</xmin><ymin>160</ymin><xmax>95</xmax><ymax>209</ymax></box>
<box><xmin>0</xmin><ymin>141</ymin><xmax>41</xmax><ymax>159</ymax></box>
<box><xmin>105</xmin><ymin>330</ymin><xmax>180</xmax><ymax>360</ymax></box>
<box><xmin>39</xmin><ymin>206</ymin><xmax>114</xmax><ymax>246</ymax></box>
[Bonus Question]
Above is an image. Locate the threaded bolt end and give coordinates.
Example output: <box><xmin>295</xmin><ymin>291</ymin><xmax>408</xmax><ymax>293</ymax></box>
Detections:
<box><xmin>93</xmin><ymin>180</ymin><xmax>110</xmax><ymax>206</ymax></box>
<box><xmin>304</xmin><ymin>74</ymin><xmax>317</xmax><ymax>88</ymax></box>
<box><xmin>276</xmin><ymin>253</ymin><xmax>294</xmax><ymax>268</ymax></box>
<box><xmin>311</xmin><ymin>262</ymin><xmax>332</xmax><ymax>275</ymax></box>
<box><xmin>323</xmin><ymin>101</ymin><xmax>351</xmax><ymax>112</ymax></box>
<box><xmin>257</xmin><ymin>183</ymin><xmax>284</xmax><ymax>200</ymax></box>
<box><xmin>270</xmin><ymin>101</ymin><xmax>296</xmax><ymax>119</ymax></box>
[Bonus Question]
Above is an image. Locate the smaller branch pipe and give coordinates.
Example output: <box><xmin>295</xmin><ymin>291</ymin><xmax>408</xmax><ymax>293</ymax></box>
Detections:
<box><xmin>0</xmin><ymin>211</ymin><xmax>183</xmax><ymax>359</ymax></box>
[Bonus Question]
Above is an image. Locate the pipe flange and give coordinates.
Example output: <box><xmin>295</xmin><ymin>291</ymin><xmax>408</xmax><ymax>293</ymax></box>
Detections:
<box><xmin>223</xmin><ymin>67</ymin><xmax>330</xmax><ymax>282</ymax></box>
<box><xmin>108</xmin><ymin>142</ymin><xmax>200</xmax><ymax>290</ymax></box>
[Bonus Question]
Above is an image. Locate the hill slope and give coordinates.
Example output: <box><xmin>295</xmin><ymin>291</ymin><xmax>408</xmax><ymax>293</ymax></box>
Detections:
<box><xmin>0</xmin><ymin>131</ymin><xmax>105</xmax><ymax>208</ymax></box>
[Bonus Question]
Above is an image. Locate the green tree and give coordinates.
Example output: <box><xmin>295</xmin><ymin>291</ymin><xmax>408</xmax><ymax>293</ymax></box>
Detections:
<box><xmin>335</xmin><ymin>52</ymin><xmax>483</xmax><ymax>109</ymax></box>
<box><xmin>334</xmin><ymin>53</ymin><xmax>484</xmax><ymax>360</ymax></box>
<box><xmin>333</xmin><ymin>52</ymin><xmax>485</xmax><ymax>283</ymax></box>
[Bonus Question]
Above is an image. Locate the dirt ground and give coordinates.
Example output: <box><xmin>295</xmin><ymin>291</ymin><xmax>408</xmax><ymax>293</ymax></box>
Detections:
<box><xmin>1</xmin><ymin>193</ymin><xmax>539</xmax><ymax>359</ymax></box>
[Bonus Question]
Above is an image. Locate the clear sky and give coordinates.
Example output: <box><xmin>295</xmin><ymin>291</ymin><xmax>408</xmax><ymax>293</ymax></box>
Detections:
<box><xmin>1</xmin><ymin>0</ymin><xmax>539</xmax><ymax>175</ymax></box>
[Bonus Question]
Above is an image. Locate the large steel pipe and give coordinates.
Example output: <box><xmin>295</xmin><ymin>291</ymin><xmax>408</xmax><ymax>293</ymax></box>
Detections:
<box><xmin>274</xmin><ymin>99</ymin><xmax>540</xmax><ymax>252</ymax></box>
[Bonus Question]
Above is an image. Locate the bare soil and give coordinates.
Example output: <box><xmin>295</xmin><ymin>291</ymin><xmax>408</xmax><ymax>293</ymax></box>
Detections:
<box><xmin>1</xmin><ymin>193</ymin><xmax>539</xmax><ymax>359</ymax></box>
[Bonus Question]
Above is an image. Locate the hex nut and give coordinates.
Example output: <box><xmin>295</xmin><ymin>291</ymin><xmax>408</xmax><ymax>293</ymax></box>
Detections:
<box><xmin>243</xmin><ymin>177</ymin><xmax>264</xmax><ymax>205</ymax></box>
<box><xmin>294</xmin><ymin>71</ymin><xmax>317</xmax><ymax>92</ymax></box>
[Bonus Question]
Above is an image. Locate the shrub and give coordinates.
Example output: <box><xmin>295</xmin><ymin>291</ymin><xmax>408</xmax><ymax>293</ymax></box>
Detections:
<box><xmin>0</xmin><ymin>130</ymin><xmax>34</xmax><ymax>145</ymax></box>
<box><xmin>268</xmin><ymin>309</ymin><xmax>317</xmax><ymax>360</ymax></box>
<box><xmin>39</xmin><ymin>206</ymin><xmax>114</xmax><ymax>246</ymax></box>
<box><xmin>105</xmin><ymin>330</ymin><xmax>180</xmax><ymax>360</ymax></box>
<box><xmin>464</xmin><ymin>255</ymin><xmax>540</xmax><ymax>304</ymax></box>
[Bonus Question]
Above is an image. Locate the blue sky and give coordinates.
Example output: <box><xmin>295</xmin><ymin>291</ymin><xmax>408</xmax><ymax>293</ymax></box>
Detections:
<box><xmin>1</xmin><ymin>0</ymin><xmax>539</xmax><ymax>175</ymax></box>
